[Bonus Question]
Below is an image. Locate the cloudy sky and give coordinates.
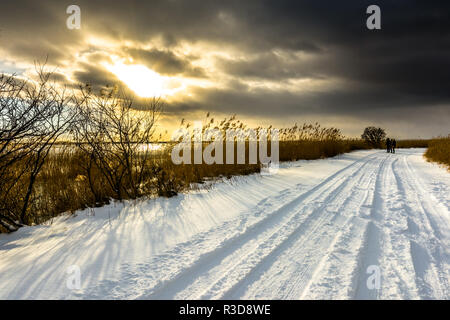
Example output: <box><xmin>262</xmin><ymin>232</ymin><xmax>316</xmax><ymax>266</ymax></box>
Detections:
<box><xmin>1</xmin><ymin>0</ymin><xmax>449</xmax><ymax>138</ymax></box>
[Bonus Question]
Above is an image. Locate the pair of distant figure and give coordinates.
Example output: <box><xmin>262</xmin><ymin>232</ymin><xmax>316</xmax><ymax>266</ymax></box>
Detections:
<box><xmin>386</xmin><ymin>138</ymin><xmax>396</xmax><ymax>153</ymax></box>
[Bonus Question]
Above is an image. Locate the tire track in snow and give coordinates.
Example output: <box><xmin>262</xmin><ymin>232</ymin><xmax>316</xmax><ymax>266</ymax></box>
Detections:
<box><xmin>351</xmin><ymin>155</ymin><xmax>417</xmax><ymax>299</ymax></box>
<box><xmin>352</xmin><ymin>155</ymin><xmax>390</xmax><ymax>299</ymax></box>
<box><xmin>371</xmin><ymin>157</ymin><xmax>420</xmax><ymax>299</ymax></box>
<box><xmin>216</xmin><ymin>153</ymin><xmax>382</xmax><ymax>299</ymax></box>
<box><xmin>299</xmin><ymin>153</ymin><xmax>382</xmax><ymax>299</ymax></box>
<box><xmin>392</xmin><ymin>155</ymin><xmax>449</xmax><ymax>299</ymax></box>
<box><xmin>268</xmin><ymin>152</ymin><xmax>381</xmax><ymax>299</ymax></box>
<box><xmin>76</xmin><ymin>150</ymin><xmax>448</xmax><ymax>300</ymax></box>
<box><xmin>352</xmin><ymin>152</ymin><xmax>448</xmax><ymax>300</ymax></box>
<box><xmin>141</xmin><ymin>153</ymin><xmax>378</xmax><ymax>299</ymax></box>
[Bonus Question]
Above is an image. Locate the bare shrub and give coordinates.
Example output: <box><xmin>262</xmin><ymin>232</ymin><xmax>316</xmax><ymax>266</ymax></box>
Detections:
<box><xmin>72</xmin><ymin>85</ymin><xmax>163</xmax><ymax>200</ymax></box>
<box><xmin>0</xmin><ymin>66</ymin><xmax>76</xmax><ymax>230</ymax></box>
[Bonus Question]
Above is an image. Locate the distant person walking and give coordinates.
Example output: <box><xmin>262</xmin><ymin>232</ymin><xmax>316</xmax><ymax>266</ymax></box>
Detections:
<box><xmin>392</xmin><ymin>139</ymin><xmax>396</xmax><ymax>153</ymax></box>
<box><xmin>386</xmin><ymin>138</ymin><xmax>391</xmax><ymax>153</ymax></box>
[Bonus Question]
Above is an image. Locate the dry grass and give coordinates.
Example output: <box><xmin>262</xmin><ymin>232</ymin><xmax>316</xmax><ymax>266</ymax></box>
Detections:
<box><xmin>9</xmin><ymin>134</ymin><xmax>438</xmax><ymax>231</ymax></box>
<box><xmin>2</xmin><ymin>114</ymin><xmax>435</xmax><ymax>233</ymax></box>
<box><xmin>424</xmin><ymin>136</ymin><xmax>450</xmax><ymax>169</ymax></box>
<box><xmin>396</xmin><ymin>139</ymin><xmax>430</xmax><ymax>148</ymax></box>
<box><xmin>1</xmin><ymin>117</ymin><xmax>374</xmax><ymax>233</ymax></box>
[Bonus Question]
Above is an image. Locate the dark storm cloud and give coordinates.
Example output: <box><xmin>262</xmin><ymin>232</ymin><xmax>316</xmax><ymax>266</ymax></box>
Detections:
<box><xmin>0</xmin><ymin>0</ymin><xmax>449</xmax><ymax>137</ymax></box>
<box><xmin>123</xmin><ymin>47</ymin><xmax>206</xmax><ymax>77</ymax></box>
<box><xmin>170</xmin><ymin>82</ymin><xmax>447</xmax><ymax>118</ymax></box>
<box><xmin>216</xmin><ymin>52</ymin><xmax>325</xmax><ymax>81</ymax></box>
<box><xmin>167</xmin><ymin>83</ymin><xmax>450</xmax><ymax>138</ymax></box>
<box><xmin>72</xmin><ymin>63</ymin><xmax>118</xmax><ymax>89</ymax></box>
<box><xmin>47</xmin><ymin>71</ymin><xmax>69</xmax><ymax>84</ymax></box>
<box><xmin>0</xmin><ymin>1</ymin><xmax>84</xmax><ymax>65</ymax></box>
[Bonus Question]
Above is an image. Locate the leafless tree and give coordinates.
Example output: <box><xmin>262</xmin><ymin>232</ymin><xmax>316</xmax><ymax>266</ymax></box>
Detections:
<box><xmin>361</xmin><ymin>126</ymin><xmax>386</xmax><ymax>148</ymax></box>
<box><xmin>72</xmin><ymin>85</ymin><xmax>163</xmax><ymax>200</ymax></box>
<box><xmin>0</xmin><ymin>65</ymin><xmax>76</xmax><ymax>231</ymax></box>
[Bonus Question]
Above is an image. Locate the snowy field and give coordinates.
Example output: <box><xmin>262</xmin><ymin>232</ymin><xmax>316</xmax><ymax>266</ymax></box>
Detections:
<box><xmin>0</xmin><ymin>149</ymin><xmax>448</xmax><ymax>300</ymax></box>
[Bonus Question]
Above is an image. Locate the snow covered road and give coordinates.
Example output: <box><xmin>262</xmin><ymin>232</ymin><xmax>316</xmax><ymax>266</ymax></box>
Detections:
<box><xmin>0</xmin><ymin>149</ymin><xmax>449</xmax><ymax>299</ymax></box>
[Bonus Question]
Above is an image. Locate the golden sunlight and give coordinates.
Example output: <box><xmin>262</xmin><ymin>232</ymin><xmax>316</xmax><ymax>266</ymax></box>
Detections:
<box><xmin>105</xmin><ymin>62</ymin><xmax>176</xmax><ymax>98</ymax></box>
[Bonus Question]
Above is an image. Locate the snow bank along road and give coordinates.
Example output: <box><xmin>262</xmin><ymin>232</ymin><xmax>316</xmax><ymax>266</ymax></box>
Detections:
<box><xmin>0</xmin><ymin>149</ymin><xmax>449</xmax><ymax>299</ymax></box>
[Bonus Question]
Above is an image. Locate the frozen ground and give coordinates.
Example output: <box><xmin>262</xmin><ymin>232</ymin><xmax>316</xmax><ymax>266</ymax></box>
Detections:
<box><xmin>0</xmin><ymin>149</ymin><xmax>448</xmax><ymax>299</ymax></box>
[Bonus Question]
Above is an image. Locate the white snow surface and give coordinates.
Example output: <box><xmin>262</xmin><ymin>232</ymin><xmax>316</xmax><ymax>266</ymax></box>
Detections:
<box><xmin>0</xmin><ymin>149</ymin><xmax>449</xmax><ymax>300</ymax></box>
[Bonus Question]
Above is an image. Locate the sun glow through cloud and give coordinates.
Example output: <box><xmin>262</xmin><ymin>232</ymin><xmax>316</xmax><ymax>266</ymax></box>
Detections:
<box><xmin>105</xmin><ymin>62</ymin><xmax>181</xmax><ymax>98</ymax></box>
